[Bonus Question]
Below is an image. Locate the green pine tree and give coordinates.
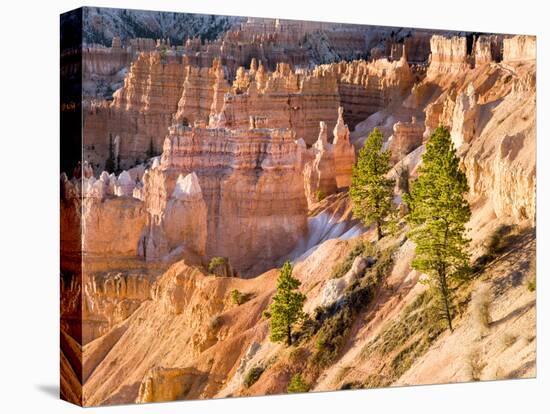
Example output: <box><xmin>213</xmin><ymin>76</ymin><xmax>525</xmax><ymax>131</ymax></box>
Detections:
<box><xmin>405</xmin><ymin>126</ymin><xmax>471</xmax><ymax>332</ymax></box>
<box><xmin>350</xmin><ymin>128</ymin><xmax>395</xmax><ymax>240</ymax></box>
<box><xmin>269</xmin><ymin>261</ymin><xmax>306</xmax><ymax>346</ymax></box>
<box><xmin>287</xmin><ymin>374</ymin><xmax>310</xmax><ymax>393</ymax></box>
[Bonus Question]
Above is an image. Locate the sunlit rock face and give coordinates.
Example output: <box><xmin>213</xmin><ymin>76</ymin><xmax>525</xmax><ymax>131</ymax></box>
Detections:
<box><xmin>427</xmin><ymin>35</ymin><xmax>471</xmax><ymax>77</ymax></box>
<box><xmin>159</xmin><ymin>124</ymin><xmax>308</xmax><ymax>275</ymax></box>
<box><xmin>63</xmin><ymin>13</ymin><xmax>538</xmax><ymax>406</ymax></box>
<box><xmin>303</xmin><ymin>108</ymin><xmax>356</xmax><ymax>207</ymax></box>
<box><xmin>387</xmin><ymin>116</ymin><xmax>424</xmax><ymax>163</ymax></box>
<box><xmin>83</xmin><ymin>52</ymin><xmax>188</xmax><ymax>171</ymax></box>
<box><xmin>503</xmin><ymin>35</ymin><xmax>536</xmax><ymax>62</ymax></box>
<box><xmin>219</xmin><ymin>62</ymin><xmax>341</xmax><ymax>146</ymax></box>
<box><xmin>139</xmin><ymin>170</ymin><xmax>208</xmax><ymax>262</ymax></box>
<box><xmin>318</xmin><ymin>57</ymin><xmax>415</xmax><ymax>130</ymax></box>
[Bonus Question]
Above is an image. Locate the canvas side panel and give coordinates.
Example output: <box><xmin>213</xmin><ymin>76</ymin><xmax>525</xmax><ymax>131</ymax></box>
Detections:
<box><xmin>60</xmin><ymin>7</ymin><xmax>84</xmax><ymax>407</ymax></box>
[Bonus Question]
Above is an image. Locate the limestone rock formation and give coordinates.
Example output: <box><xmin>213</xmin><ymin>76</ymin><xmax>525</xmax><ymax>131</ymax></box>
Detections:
<box><xmin>174</xmin><ymin>59</ymin><xmax>230</xmax><ymax>126</ymax></box>
<box><xmin>387</xmin><ymin>116</ymin><xmax>424</xmax><ymax>163</ymax></box>
<box><xmin>474</xmin><ymin>35</ymin><xmax>503</xmax><ymax>66</ymax></box>
<box><xmin>81</xmin><ymin>272</ymin><xmax>153</xmax><ymax>344</ymax></box>
<box><xmin>220</xmin><ymin>62</ymin><xmax>341</xmax><ymax>145</ymax></box>
<box><xmin>303</xmin><ymin>109</ymin><xmax>356</xmax><ymax>207</ymax></box>
<box><xmin>164</xmin><ymin>173</ymin><xmax>208</xmax><ymax>258</ymax></box>
<box><xmin>303</xmin><ymin>122</ymin><xmax>337</xmax><ymax>207</ymax></box>
<box><xmin>332</xmin><ymin>107</ymin><xmax>356</xmax><ymax>187</ymax></box>
<box><xmin>427</xmin><ymin>35</ymin><xmax>470</xmax><ymax>77</ymax></box>
<box><xmin>319</xmin><ymin>57</ymin><xmax>414</xmax><ymax>129</ymax></box>
<box><xmin>159</xmin><ymin>124</ymin><xmax>308</xmax><ymax>275</ymax></box>
<box><xmin>503</xmin><ymin>35</ymin><xmax>536</xmax><ymax>62</ymax></box>
<box><xmin>136</xmin><ymin>367</ymin><xmax>207</xmax><ymax>403</ymax></box>
<box><xmin>138</xmin><ymin>168</ymin><xmax>208</xmax><ymax>262</ymax></box>
<box><xmin>450</xmin><ymin>83</ymin><xmax>480</xmax><ymax>149</ymax></box>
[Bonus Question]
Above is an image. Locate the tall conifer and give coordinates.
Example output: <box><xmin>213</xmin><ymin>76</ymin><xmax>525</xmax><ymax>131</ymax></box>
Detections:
<box><xmin>350</xmin><ymin>128</ymin><xmax>395</xmax><ymax>240</ymax></box>
<box><xmin>405</xmin><ymin>126</ymin><xmax>471</xmax><ymax>331</ymax></box>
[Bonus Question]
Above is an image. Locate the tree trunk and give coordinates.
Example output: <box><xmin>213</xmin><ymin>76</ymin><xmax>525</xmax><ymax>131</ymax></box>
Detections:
<box><xmin>376</xmin><ymin>220</ymin><xmax>383</xmax><ymax>241</ymax></box>
<box><xmin>287</xmin><ymin>325</ymin><xmax>292</xmax><ymax>346</ymax></box>
<box><xmin>439</xmin><ymin>270</ymin><xmax>453</xmax><ymax>332</ymax></box>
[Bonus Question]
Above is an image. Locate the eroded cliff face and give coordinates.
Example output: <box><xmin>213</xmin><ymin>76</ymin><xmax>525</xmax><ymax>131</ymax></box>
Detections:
<box><xmin>503</xmin><ymin>35</ymin><xmax>536</xmax><ymax>62</ymax></box>
<box><xmin>159</xmin><ymin>124</ymin><xmax>308</xmax><ymax>275</ymax></box>
<box><xmin>320</xmin><ymin>57</ymin><xmax>415</xmax><ymax>129</ymax></box>
<box><xmin>427</xmin><ymin>35</ymin><xmax>470</xmax><ymax>77</ymax></box>
<box><xmin>218</xmin><ymin>62</ymin><xmax>341</xmax><ymax>146</ymax></box>
<box><xmin>418</xmin><ymin>35</ymin><xmax>536</xmax><ymax>223</ymax></box>
<box><xmin>64</xmin><ymin>28</ymin><xmax>536</xmax><ymax>407</ymax></box>
<box><xmin>462</xmin><ymin>70</ymin><xmax>536</xmax><ymax>223</ymax></box>
<box><xmin>83</xmin><ymin>52</ymin><xmax>187</xmax><ymax>170</ymax></box>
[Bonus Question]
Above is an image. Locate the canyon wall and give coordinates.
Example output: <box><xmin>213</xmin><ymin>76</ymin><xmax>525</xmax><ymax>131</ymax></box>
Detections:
<box><xmin>159</xmin><ymin>124</ymin><xmax>308</xmax><ymax>275</ymax></box>
<box><xmin>503</xmin><ymin>35</ymin><xmax>536</xmax><ymax>62</ymax></box>
<box><xmin>83</xmin><ymin>52</ymin><xmax>187</xmax><ymax>171</ymax></box>
<box><xmin>320</xmin><ymin>57</ymin><xmax>415</xmax><ymax>129</ymax></box>
<box><xmin>219</xmin><ymin>62</ymin><xmax>341</xmax><ymax>145</ymax></box>
<box><xmin>427</xmin><ymin>35</ymin><xmax>470</xmax><ymax>77</ymax></box>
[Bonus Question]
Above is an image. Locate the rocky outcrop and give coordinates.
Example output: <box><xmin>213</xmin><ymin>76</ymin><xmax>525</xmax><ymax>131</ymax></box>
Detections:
<box><xmin>159</xmin><ymin>124</ymin><xmax>308</xmax><ymax>275</ymax></box>
<box><xmin>320</xmin><ymin>57</ymin><xmax>414</xmax><ymax>129</ymax></box>
<box><xmin>332</xmin><ymin>107</ymin><xmax>356</xmax><ymax>187</ymax></box>
<box><xmin>387</xmin><ymin>116</ymin><xmax>424</xmax><ymax>163</ymax></box>
<box><xmin>219</xmin><ymin>62</ymin><xmax>341</xmax><ymax>146</ymax></box>
<box><xmin>474</xmin><ymin>35</ymin><xmax>503</xmax><ymax>66</ymax></box>
<box><xmin>83</xmin><ymin>52</ymin><xmax>188</xmax><ymax>170</ymax></box>
<box><xmin>174</xmin><ymin>59</ymin><xmax>230</xmax><ymax>126</ymax></box>
<box><xmin>317</xmin><ymin>256</ymin><xmax>371</xmax><ymax>308</ymax></box>
<box><xmin>450</xmin><ymin>83</ymin><xmax>480</xmax><ymax>149</ymax></box>
<box><xmin>136</xmin><ymin>367</ymin><xmax>207</xmax><ymax>403</ymax></box>
<box><xmin>60</xmin><ymin>170</ymin><xmax>147</xmax><ymax>259</ymax></box>
<box><xmin>427</xmin><ymin>35</ymin><xmax>470</xmax><ymax>77</ymax></box>
<box><xmin>81</xmin><ymin>272</ymin><xmax>153</xmax><ymax>344</ymax></box>
<box><xmin>463</xmin><ymin>85</ymin><xmax>535</xmax><ymax>223</ymax></box>
<box><xmin>303</xmin><ymin>108</ymin><xmax>356</xmax><ymax>207</ymax></box>
<box><xmin>163</xmin><ymin>173</ymin><xmax>208</xmax><ymax>258</ymax></box>
<box><xmin>303</xmin><ymin>122</ymin><xmax>337</xmax><ymax>207</ymax></box>
<box><xmin>179</xmin><ymin>17</ymin><xmax>377</xmax><ymax>76</ymax></box>
<box><xmin>503</xmin><ymin>35</ymin><xmax>536</xmax><ymax>62</ymax></box>
<box><xmin>138</xmin><ymin>168</ymin><xmax>208</xmax><ymax>262</ymax></box>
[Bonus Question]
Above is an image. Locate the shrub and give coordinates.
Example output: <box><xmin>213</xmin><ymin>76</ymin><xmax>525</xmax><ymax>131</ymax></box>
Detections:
<box><xmin>330</xmin><ymin>241</ymin><xmax>368</xmax><ymax>279</ymax></box>
<box><xmin>243</xmin><ymin>366</ymin><xmax>264</xmax><ymax>388</ymax></box>
<box><xmin>471</xmin><ymin>285</ymin><xmax>491</xmax><ymax>336</ymax></box>
<box><xmin>472</xmin><ymin>224</ymin><xmax>522</xmax><ymax>273</ymax></box>
<box><xmin>313</xmin><ymin>275</ymin><xmax>378</xmax><ymax>367</ymax></box>
<box><xmin>209</xmin><ymin>315</ymin><xmax>223</xmax><ymax>330</ymax></box>
<box><xmin>370</xmin><ymin>246</ymin><xmax>395</xmax><ymax>283</ymax></box>
<box><xmin>500</xmin><ymin>332</ymin><xmax>517</xmax><ymax>349</ymax></box>
<box><xmin>288</xmin><ymin>346</ymin><xmax>309</xmax><ymax>365</ymax></box>
<box><xmin>314</xmin><ymin>307</ymin><xmax>354</xmax><ymax>367</ymax></box>
<box><xmin>208</xmin><ymin>256</ymin><xmax>231</xmax><ymax>276</ymax></box>
<box><xmin>527</xmin><ymin>277</ymin><xmax>536</xmax><ymax>292</ymax></box>
<box><xmin>230</xmin><ymin>289</ymin><xmax>248</xmax><ymax>305</ymax></box>
<box><xmin>315</xmin><ymin>190</ymin><xmax>327</xmax><ymax>202</ymax></box>
<box><xmin>313</xmin><ymin>244</ymin><xmax>395</xmax><ymax>368</ymax></box>
<box><xmin>397</xmin><ymin>164</ymin><xmax>410</xmax><ymax>194</ymax></box>
<box><xmin>467</xmin><ymin>349</ymin><xmax>486</xmax><ymax>381</ymax></box>
<box><xmin>287</xmin><ymin>374</ymin><xmax>310</xmax><ymax>393</ymax></box>
<box><xmin>361</xmin><ymin>290</ymin><xmax>445</xmax><ymax>387</ymax></box>
<box><xmin>340</xmin><ymin>381</ymin><xmax>363</xmax><ymax>390</ymax></box>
